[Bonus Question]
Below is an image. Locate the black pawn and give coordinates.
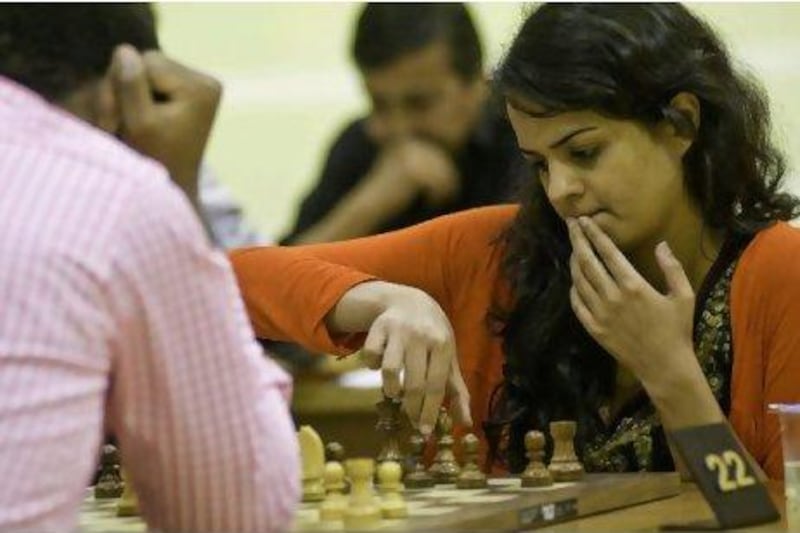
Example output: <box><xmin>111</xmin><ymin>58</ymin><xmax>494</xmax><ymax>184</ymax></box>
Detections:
<box><xmin>430</xmin><ymin>408</ymin><xmax>460</xmax><ymax>483</ymax></box>
<box><xmin>404</xmin><ymin>432</ymin><xmax>435</xmax><ymax>488</ymax></box>
<box><xmin>521</xmin><ymin>430</ymin><xmax>553</xmax><ymax>487</ymax></box>
<box><xmin>94</xmin><ymin>444</ymin><xmax>124</xmax><ymax>499</ymax></box>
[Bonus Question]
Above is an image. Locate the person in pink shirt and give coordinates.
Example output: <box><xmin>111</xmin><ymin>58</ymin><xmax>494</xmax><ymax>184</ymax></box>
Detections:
<box><xmin>0</xmin><ymin>5</ymin><xmax>299</xmax><ymax>531</ymax></box>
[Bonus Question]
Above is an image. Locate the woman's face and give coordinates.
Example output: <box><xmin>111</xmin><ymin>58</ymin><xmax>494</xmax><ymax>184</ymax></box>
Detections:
<box><xmin>506</xmin><ymin>97</ymin><xmax>694</xmax><ymax>254</ymax></box>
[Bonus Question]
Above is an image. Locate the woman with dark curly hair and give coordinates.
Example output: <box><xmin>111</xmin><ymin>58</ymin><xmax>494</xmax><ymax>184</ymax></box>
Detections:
<box><xmin>233</xmin><ymin>3</ymin><xmax>800</xmax><ymax>479</ymax></box>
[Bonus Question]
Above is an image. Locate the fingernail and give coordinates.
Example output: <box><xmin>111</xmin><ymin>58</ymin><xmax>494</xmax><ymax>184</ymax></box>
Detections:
<box><xmin>116</xmin><ymin>45</ymin><xmax>143</xmax><ymax>80</ymax></box>
<box><xmin>656</xmin><ymin>241</ymin><xmax>672</xmax><ymax>259</ymax></box>
<box><xmin>420</xmin><ymin>424</ymin><xmax>432</xmax><ymax>437</ymax></box>
<box><xmin>579</xmin><ymin>216</ymin><xmax>590</xmax><ymax>227</ymax></box>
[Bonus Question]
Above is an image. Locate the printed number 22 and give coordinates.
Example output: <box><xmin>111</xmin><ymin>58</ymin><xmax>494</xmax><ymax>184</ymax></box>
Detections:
<box><xmin>704</xmin><ymin>450</ymin><xmax>757</xmax><ymax>492</ymax></box>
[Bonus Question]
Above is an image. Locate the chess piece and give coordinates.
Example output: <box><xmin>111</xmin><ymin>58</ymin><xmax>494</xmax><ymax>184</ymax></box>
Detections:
<box><xmin>116</xmin><ymin>469</ymin><xmax>139</xmax><ymax>517</ymax></box>
<box><xmin>547</xmin><ymin>420</ymin><xmax>585</xmax><ymax>482</ymax></box>
<box><xmin>377</xmin><ymin>460</ymin><xmax>408</xmax><ymax>518</ymax></box>
<box><xmin>325</xmin><ymin>441</ymin><xmax>345</xmax><ymax>463</ymax></box>
<box><xmin>325</xmin><ymin>441</ymin><xmax>350</xmax><ymax>494</ymax></box>
<box><xmin>456</xmin><ymin>433</ymin><xmax>487</xmax><ymax>489</ymax></box>
<box><xmin>95</xmin><ymin>444</ymin><xmax>124</xmax><ymax>499</ymax></box>
<box><xmin>430</xmin><ymin>407</ymin><xmax>460</xmax><ymax>483</ymax></box>
<box><xmin>343</xmin><ymin>458</ymin><xmax>381</xmax><ymax>530</ymax></box>
<box><xmin>319</xmin><ymin>456</ymin><xmax>348</xmax><ymax>522</ymax></box>
<box><xmin>521</xmin><ymin>430</ymin><xmax>553</xmax><ymax>487</ymax></box>
<box><xmin>404</xmin><ymin>432</ymin><xmax>435</xmax><ymax>489</ymax></box>
<box><xmin>375</xmin><ymin>396</ymin><xmax>404</xmax><ymax>466</ymax></box>
<box><xmin>298</xmin><ymin>425</ymin><xmax>326</xmax><ymax>502</ymax></box>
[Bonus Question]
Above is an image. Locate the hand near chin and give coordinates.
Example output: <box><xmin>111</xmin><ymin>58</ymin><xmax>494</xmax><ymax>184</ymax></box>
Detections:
<box><xmin>376</xmin><ymin>138</ymin><xmax>461</xmax><ymax>207</ymax></box>
<box><xmin>566</xmin><ymin>216</ymin><xmax>697</xmax><ymax>388</ymax></box>
<box><xmin>109</xmin><ymin>44</ymin><xmax>221</xmax><ymax>201</ymax></box>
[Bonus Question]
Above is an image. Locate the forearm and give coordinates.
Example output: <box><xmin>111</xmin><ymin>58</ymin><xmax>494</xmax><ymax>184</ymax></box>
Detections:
<box><xmin>293</xmin><ymin>170</ymin><xmax>416</xmax><ymax>244</ymax></box>
<box><xmin>656</xmin><ymin>368</ymin><xmax>768</xmax><ymax>482</ymax></box>
<box><xmin>640</xmin><ymin>350</ymin><xmax>730</xmax><ymax>481</ymax></box>
<box><xmin>231</xmin><ymin>246</ymin><xmax>376</xmax><ymax>353</ymax></box>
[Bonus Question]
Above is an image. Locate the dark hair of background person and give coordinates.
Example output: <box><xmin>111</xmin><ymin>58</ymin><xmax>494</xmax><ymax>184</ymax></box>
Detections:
<box><xmin>352</xmin><ymin>2</ymin><xmax>483</xmax><ymax>81</ymax></box>
<box><xmin>0</xmin><ymin>3</ymin><xmax>158</xmax><ymax>102</ymax></box>
<box><xmin>484</xmin><ymin>3</ymin><xmax>800</xmax><ymax>473</ymax></box>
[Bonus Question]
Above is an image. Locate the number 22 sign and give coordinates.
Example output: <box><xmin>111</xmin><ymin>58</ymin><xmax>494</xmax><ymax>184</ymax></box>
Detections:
<box><xmin>704</xmin><ymin>450</ymin><xmax>756</xmax><ymax>492</ymax></box>
<box><xmin>666</xmin><ymin>423</ymin><xmax>779</xmax><ymax>529</ymax></box>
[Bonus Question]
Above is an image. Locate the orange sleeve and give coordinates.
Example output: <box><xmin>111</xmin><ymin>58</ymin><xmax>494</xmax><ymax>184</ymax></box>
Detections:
<box><xmin>730</xmin><ymin>222</ymin><xmax>800</xmax><ymax>479</ymax></box>
<box><xmin>229</xmin><ymin>205</ymin><xmax>517</xmax><ymax>356</ymax></box>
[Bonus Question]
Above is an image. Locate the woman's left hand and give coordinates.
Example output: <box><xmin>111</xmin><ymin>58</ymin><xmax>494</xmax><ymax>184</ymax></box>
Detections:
<box><xmin>566</xmin><ymin>216</ymin><xmax>696</xmax><ymax>385</ymax></box>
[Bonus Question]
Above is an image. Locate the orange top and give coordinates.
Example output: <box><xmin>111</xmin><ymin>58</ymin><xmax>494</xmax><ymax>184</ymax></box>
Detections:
<box><xmin>231</xmin><ymin>205</ymin><xmax>800</xmax><ymax>479</ymax></box>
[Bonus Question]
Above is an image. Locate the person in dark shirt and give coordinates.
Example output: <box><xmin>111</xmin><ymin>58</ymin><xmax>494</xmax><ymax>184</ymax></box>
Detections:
<box><xmin>280</xmin><ymin>3</ymin><xmax>524</xmax><ymax>245</ymax></box>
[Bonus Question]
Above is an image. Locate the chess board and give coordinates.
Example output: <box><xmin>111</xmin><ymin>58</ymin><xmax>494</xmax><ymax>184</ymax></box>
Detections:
<box><xmin>80</xmin><ymin>472</ymin><xmax>681</xmax><ymax>532</ymax></box>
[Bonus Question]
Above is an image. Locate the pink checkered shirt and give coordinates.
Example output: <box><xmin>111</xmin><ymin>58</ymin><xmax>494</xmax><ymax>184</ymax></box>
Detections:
<box><xmin>0</xmin><ymin>77</ymin><xmax>299</xmax><ymax>532</ymax></box>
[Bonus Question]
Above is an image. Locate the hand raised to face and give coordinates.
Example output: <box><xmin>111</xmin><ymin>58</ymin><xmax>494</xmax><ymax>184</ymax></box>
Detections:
<box><xmin>566</xmin><ymin>216</ymin><xmax>697</xmax><ymax>387</ymax></box>
<box><xmin>372</xmin><ymin>138</ymin><xmax>461</xmax><ymax>208</ymax></box>
<box><xmin>109</xmin><ymin>44</ymin><xmax>221</xmax><ymax>201</ymax></box>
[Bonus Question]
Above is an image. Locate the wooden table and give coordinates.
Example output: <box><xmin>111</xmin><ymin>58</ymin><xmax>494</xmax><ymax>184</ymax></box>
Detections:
<box><xmin>546</xmin><ymin>481</ymin><xmax>787</xmax><ymax>531</ymax></box>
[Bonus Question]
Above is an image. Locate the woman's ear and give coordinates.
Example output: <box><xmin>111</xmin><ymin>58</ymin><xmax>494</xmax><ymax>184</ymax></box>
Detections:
<box><xmin>660</xmin><ymin>91</ymin><xmax>701</xmax><ymax>157</ymax></box>
<box><xmin>668</xmin><ymin>92</ymin><xmax>701</xmax><ymax>134</ymax></box>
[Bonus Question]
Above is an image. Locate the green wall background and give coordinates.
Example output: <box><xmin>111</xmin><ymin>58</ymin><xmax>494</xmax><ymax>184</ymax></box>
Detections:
<box><xmin>156</xmin><ymin>3</ymin><xmax>800</xmax><ymax>240</ymax></box>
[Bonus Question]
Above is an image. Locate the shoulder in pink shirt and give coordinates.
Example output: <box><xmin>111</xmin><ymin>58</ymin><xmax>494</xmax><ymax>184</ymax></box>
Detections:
<box><xmin>0</xmin><ymin>77</ymin><xmax>299</xmax><ymax>532</ymax></box>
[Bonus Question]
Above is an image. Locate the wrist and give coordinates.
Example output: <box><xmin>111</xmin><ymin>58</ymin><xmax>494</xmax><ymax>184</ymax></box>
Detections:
<box><xmin>636</xmin><ymin>343</ymin><xmax>696</xmax><ymax>392</ymax></box>
<box><xmin>641</xmin><ymin>350</ymin><xmax>724</xmax><ymax>429</ymax></box>
<box><xmin>358</xmin><ymin>168</ymin><xmax>416</xmax><ymax>213</ymax></box>
<box><xmin>327</xmin><ymin>281</ymin><xmax>406</xmax><ymax>333</ymax></box>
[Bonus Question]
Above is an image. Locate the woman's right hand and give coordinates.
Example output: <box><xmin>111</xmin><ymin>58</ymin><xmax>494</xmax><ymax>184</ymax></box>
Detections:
<box><xmin>325</xmin><ymin>281</ymin><xmax>471</xmax><ymax>435</ymax></box>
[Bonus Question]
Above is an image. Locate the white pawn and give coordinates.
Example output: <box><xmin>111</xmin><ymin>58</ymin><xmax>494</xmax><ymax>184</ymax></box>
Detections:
<box><xmin>319</xmin><ymin>460</ymin><xmax>347</xmax><ymax>522</ymax></box>
<box><xmin>377</xmin><ymin>460</ymin><xmax>408</xmax><ymax>519</ymax></box>
<box><xmin>343</xmin><ymin>458</ymin><xmax>381</xmax><ymax>530</ymax></box>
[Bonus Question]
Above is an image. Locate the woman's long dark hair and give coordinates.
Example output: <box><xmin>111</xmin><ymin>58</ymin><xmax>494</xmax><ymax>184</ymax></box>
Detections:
<box><xmin>485</xmin><ymin>3</ymin><xmax>800</xmax><ymax>472</ymax></box>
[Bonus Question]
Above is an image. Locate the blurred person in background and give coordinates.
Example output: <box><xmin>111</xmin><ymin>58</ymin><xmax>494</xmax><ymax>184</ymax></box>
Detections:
<box><xmin>280</xmin><ymin>2</ymin><xmax>524</xmax><ymax>245</ymax></box>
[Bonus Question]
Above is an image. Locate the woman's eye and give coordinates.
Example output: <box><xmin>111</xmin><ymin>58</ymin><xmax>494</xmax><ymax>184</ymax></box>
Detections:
<box><xmin>570</xmin><ymin>146</ymin><xmax>599</xmax><ymax>162</ymax></box>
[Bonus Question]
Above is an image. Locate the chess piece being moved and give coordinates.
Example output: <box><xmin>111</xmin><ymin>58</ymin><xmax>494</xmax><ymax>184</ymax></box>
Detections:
<box><xmin>430</xmin><ymin>407</ymin><xmax>460</xmax><ymax>483</ymax></box>
<box><xmin>343</xmin><ymin>458</ymin><xmax>381</xmax><ymax>530</ymax></box>
<box><xmin>375</xmin><ymin>396</ymin><xmax>404</xmax><ymax>466</ymax></box>
<box><xmin>547</xmin><ymin>420</ymin><xmax>585</xmax><ymax>482</ymax></box>
<box><xmin>377</xmin><ymin>460</ymin><xmax>408</xmax><ymax>518</ymax></box>
<box><xmin>521</xmin><ymin>430</ymin><xmax>553</xmax><ymax>487</ymax></box>
<box><xmin>404</xmin><ymin>432</ymin><xmax>435</xmax><ymax>489</ymax></box>
<box><xmin>456</xmin><ymin>433</ymin><xmax>487</xmax><ymax>489</ymax></box>
<box><xmin>116</xmin><ymin>469</ymin><xmax>139</xmax><ymax>517</ymax></box>
<box><xmin>320</xmin><ymin>450</ymin><xmax>348</xmax><ymax>522</ymax></box>
<box><xmin>95</xmin><ymin>444</ymin><xmax>124</xmax><ymax>499</ymax></box>
<box><xmin>298</xmin><ymin>425</ymin><xmax>326</xmax><ymax>502</ymax></box>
